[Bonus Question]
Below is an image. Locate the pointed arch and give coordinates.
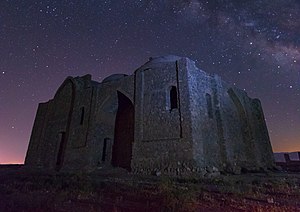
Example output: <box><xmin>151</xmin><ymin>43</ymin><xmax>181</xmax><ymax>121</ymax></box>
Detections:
<box><xmin>111</xmin><ymin>91</ymin><xmax>134</xmax><ymax>171</ymax></box>
<box><xmin>228</xmin><ymin>88</ymin><xmax>255</xmax><ymax>163</ymax></box>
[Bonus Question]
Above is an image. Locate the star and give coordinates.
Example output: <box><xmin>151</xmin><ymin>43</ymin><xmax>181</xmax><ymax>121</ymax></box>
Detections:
<box><xmin>0</xmin><ymin>0</ymin><xmax>299</xmax><ymax>164</ymax></box>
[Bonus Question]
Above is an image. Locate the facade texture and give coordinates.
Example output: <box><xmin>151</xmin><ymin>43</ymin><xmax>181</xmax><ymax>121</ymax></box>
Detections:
<box><xmin>25</xmin><ymin>56</ymin><xmax>274</xmax><ymax>175</ymax></box>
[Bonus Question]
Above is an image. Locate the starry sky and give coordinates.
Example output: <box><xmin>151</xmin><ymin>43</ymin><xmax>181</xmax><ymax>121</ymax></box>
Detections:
<box><xmin>0</xmin><ymin>0</ymin><xmax>299</xmax><ymax>164</ymax></box>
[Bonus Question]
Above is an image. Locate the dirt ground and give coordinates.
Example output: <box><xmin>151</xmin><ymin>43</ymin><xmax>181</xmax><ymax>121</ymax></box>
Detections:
<box><xmin>0</xmin><ymin>165</ymin><xmax>299</xmax><ymax>211</ymax></box>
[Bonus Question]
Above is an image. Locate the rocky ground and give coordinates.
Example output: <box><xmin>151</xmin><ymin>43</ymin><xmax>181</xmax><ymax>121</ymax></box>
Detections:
<box><xmin>0</xmin><ymin>165</ymin><xmax>300</xmax><ymax>211</ymax></box>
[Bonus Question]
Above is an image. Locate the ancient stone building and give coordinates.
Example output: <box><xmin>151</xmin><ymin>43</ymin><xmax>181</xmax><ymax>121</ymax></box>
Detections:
<box><xmin>25</xmin><ymin>55</ymin><xmax>274</xmax><ymax>175</ymax></box>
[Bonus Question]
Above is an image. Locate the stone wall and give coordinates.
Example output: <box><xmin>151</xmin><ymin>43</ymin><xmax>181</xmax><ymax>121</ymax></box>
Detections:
<box><xmin>25</xmin><ymin>55</ymin><xmax>274</xmax><ymax>175</ymax></box>
<box><xmin>132</xmin><ymin>56</ymin><xmax>194</xmax><ymax>175</ymax></box>
<box><xmin>183</xmin><ymin>57</ymin><xmax>274</xmax><ymax>174</ymax></box>
<box><xmin>84</xmin><ymin>75</ymin><xmax>134</xmax><ymax>171</ymax></box>
<box><xmin>25</xmin><ymin>102</ymin><xmax>50</xmax><ymax>167</ymax></box>
<box><xmin>187</xmin><ymin>60</ymin><xmax>221</xmax><ymax>171</ymax></box>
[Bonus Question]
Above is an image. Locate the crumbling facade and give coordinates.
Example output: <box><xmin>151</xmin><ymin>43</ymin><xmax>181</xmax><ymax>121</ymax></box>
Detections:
<box><xmin>25</xmin><ymin>55</ymin><xmax>274</xmax><ymax>175</ymax></box>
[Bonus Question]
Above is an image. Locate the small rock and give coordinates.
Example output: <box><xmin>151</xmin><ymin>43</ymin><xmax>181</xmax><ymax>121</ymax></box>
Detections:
<box><xmin>155</xmin><ymin>171</ymin><xmax>161</xmax><ymax>176</ymax></box>
<box><xmin>205</xmin><ymin>172</ymin><xmax>220</xmax><ymax>178</ymax></box>
<box><xmin>212</xmin><ymin>166</ymin><xmax>219</xmax><ymax>172</ymax></box>
<box><xmin>267</xmin><ymin>197</ymin><xmax>274</xmax><ymax>204</ymax></box>
<box><xmin>206</xmin><ymin>166</ymin><xmax>219</xmax><ymax>173</ymax></box>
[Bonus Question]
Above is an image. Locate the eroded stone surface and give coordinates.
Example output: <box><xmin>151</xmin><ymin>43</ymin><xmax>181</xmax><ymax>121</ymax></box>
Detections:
<box><xmin>25</xmin><ymin>56</ymin><xmax>274</xmax><ymax>175</ymax></box>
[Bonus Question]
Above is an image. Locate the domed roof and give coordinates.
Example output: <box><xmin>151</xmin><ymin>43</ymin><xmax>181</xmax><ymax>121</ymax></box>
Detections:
<box><xmin>147</xmin><ymin>55</ymin><xmax>182</xmax><ymax>63</ymax></box>
<box><xmin>102</xmin><ymin>74</ymin><xmax>128</xmax><ymax>83</ymax></box>
<box><xmin>134</xmin><ymin>55</ymin><xmax>189</xmax><ymax>73</ymax></box>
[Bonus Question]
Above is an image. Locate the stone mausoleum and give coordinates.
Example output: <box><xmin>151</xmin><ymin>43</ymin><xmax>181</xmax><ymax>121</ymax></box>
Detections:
<box><xmin>25</xmin><ymin>55</ymin><xmax>274</xmax><ymax>175</ymax></box>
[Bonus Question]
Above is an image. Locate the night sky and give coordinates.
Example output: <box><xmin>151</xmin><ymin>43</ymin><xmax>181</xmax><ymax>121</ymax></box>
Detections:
<box><xmin>0</xmin><ymin>0</ymin><xmax>299</xmax><ymax>164</ymax></box>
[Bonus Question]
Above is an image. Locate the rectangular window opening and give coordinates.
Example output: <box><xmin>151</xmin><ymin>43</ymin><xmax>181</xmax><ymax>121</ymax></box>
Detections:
<box><xmin>56</xmin><ymin>132</ymin><xmax>66</xmax><ymax>168</ymax></box>
<box><xmin>170</xmin><ymin>86</ymin><xmax>178</xmax><ymax>110</ymax></box>
<box><xmin>102</xmin><ymin>138</ymin><xmax>109</xmax><ymax>162</ymax></box>
<box><xmin>80</xmin><ymin>107</ymin><xmax>85</xmax><ymax>125</ymax></box>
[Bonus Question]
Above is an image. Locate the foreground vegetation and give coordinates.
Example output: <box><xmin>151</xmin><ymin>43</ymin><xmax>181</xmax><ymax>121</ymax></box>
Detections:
<box><xmin>0</xmin><ymin>165</ymin><xmax>299</xmax><ymax>211</ymax></box>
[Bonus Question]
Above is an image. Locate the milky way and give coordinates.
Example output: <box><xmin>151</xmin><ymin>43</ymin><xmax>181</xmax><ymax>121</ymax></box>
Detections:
<box><xmin>0</xmin><ymin>0</ymin><xmax>299</xmax><ymax>163</ymax></box>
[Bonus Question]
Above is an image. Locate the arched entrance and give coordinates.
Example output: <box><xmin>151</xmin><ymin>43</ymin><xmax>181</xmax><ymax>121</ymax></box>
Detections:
<box><xmin>227</xmin><ymin>88</ymin><xmax>255</xmax><ymax>164</ymax></box>
<box><xmin>111</xmin><ymin>91</ymin><xmax>134</xmax><ymax>171</ymax></box>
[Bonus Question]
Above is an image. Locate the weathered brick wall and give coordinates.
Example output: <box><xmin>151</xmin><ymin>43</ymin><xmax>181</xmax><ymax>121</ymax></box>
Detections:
<box><xmin>25</xmin><ymin>55</ymin><xmax>274</xmax><ymax>175</ymax></box>
<box><xmin>186</xmin><ymin>60</ymin><xmax>221</xmax><ymax>171</ymax></box>
<box><xmin>25</xmin><ymin>102</ymin><xmax>50</xmax><ymax>167</ymax></box>
<box><xmin>83</xmin><ymin>75</ymin><xmax>134</xmax><ymax>171</ymax></box>
<box><xmin>183</xmin><ymin>57</ymin><xmax>274</xmax><ymax>173</ymax></box>
<box><xmin>132</xmin><ymin>56</ymin><xmax>194</xmax><ymax>175</ymax></box>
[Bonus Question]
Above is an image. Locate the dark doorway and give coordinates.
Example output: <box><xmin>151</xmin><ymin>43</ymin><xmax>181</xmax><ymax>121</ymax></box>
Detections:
<box><xmin>56</xmin><ymin>132</ymin><xmax>67</xmax><ymax>171</ymax></box>
<box><xmin>112</xmin><ymin>91</ymin><xmax>134</xmax><ymax>171</ymax></box>
<box><xmin>102</xmin><ymin>138</ymin><xmax>110</xmax><ymax>162</ymax></box>
<box><xmin>80</xmin><ymin>107</ymin><xmax>85</xmax><ymax>125</ymax></box>
<box><xmin>170</xmin><ymin>86</ymin><xmax>178</xmax><ymax>110</ymax></box>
